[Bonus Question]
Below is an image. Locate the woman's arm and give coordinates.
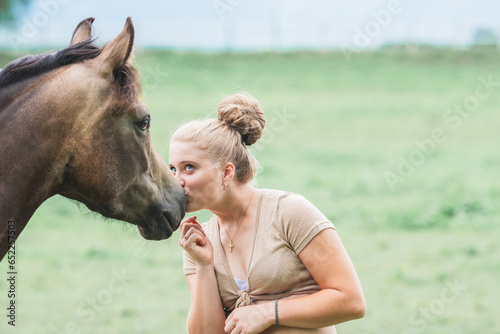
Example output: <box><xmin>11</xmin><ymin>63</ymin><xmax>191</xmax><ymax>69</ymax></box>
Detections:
<box><xmin>225</xmin><ymin>228</ymin><xmax>365</xmax><ymax>333</ymax></box>
<box><xmin>180</xmin><ymin>217</ymin><xmax>226</xmax><ymax>334</ymax></box>
<box><xmin>185</xmin><ymin>268</ymin><xmax>226</xmax><ymax>334</ymax></box>
<box><xmin>274</xmin><ymin>228</ymin><xmax>366</xmax><ymax>327</ymax></box>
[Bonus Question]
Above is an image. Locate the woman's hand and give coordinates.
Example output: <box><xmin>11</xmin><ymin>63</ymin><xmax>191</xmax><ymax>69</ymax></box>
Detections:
<box><xmin>224</xmin><ymin>303</ymin><xmax>274</xmax><ymax>334</ymax></box>
<box><xmin>178</xmin><ymin>216</ymin><xmax>214</xmax><ymax>267</ymax></box>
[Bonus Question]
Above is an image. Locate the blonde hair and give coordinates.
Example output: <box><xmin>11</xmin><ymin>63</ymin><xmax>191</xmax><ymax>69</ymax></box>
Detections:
<box><xmin>171</xmin><ymin>92</ymin><xmax>265</xmax><ymax>184</ymax></box>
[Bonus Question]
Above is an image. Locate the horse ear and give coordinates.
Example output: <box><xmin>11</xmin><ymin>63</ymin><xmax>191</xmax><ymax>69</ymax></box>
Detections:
<box><xmin>96</xmin><ymin>17</ymin><xmax>134</xmax><ymax>76</ymax></box>
<box><xmin>70</xmin><ymin>17</ymin><xmax>94</xmax><ymax>45</ymax></box>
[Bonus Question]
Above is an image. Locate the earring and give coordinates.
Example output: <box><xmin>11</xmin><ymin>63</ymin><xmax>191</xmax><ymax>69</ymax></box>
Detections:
<box><xmin>223</xmin><ymin>183</ymin><xmax>227</xmax><ymax>190</ymax></box>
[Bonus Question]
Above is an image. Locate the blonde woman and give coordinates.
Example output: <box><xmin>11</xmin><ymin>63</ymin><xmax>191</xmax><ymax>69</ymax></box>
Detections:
<box><xmin>170</xmin><ymin>93</ymin><xmax>365</xmax><ymax>334</ymax></box>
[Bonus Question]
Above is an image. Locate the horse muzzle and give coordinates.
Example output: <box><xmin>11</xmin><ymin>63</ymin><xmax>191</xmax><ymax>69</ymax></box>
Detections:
<box><xmin>137</xmin><ymin>197</ymin><xmax>185</xmax><ymax>240</ymax></box>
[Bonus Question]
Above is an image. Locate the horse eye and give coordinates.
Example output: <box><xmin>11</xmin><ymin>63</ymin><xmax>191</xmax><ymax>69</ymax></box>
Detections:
<box><xmin>138</xmin><ymin>116</ymin><xmax>150</xmax><ymax>130</ymax></box>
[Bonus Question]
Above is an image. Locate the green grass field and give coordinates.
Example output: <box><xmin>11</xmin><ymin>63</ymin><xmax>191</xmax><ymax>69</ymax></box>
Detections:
<box><xmin>1</xmin><ymin>46</ymin><xmax>499</xmax><ymax>333</ymax></box>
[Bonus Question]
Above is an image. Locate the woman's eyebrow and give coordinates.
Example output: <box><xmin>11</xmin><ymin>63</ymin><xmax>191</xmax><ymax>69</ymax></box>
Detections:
<box><xmin>180</xmin><ymin>160</ymin><xmax>197</xmax><ymax>165</ymax></box>
<box><xmin>169</xmin><ymin>160</ymin><xmax>196</xmax><ymax>166</ymax></box>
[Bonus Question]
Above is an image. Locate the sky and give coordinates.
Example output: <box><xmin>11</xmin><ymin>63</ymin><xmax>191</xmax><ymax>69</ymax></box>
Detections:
<box><xmin>1</xmin><ymin>0</ymin><xmax>500</xmax><ymax>50</ymax></box>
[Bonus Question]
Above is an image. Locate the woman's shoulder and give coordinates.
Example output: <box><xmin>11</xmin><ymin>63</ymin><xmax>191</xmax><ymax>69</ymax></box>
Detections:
<box><xmin>261</xmin><ymin>188</ymin><xmax>310</xmax><ymax>208</ymax></box>
<box><xmin>263</xmin><ymin>188</ymin><xmax>330</xmax><ymax>223</ymax></box>
<box><xmin>261</xmin><ymin>188</ymin><xmax>333</xmax><ymax>253</ymax></box>
<box><xmin>260</xmin><ymin>188</ymin><xmax>324</xmax><ymax>223</ymax></box>
<box><xmin>261</xmin><ymin>188</ymin><xmax>303</xmax><ymax>200</ymax></box>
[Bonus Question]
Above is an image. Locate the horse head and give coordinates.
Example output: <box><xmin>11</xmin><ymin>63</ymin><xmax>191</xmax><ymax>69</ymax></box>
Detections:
<box><xmin>59</xmin><ymin>18</ymin><xmax>185</xmax><ymax>240</ymax></box>
<box><xmin>0</xmin><ymin>18</ymin><xmax>185</xmax><ymax>258</ymax></box>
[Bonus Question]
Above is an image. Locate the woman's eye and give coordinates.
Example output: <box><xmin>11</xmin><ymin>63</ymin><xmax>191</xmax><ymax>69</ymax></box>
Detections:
<box><xmin>137</xmin><ymin>116</ymin><xmax>150</xmax><ymax>130</ymax></box>
<box><xmin>185</xmin><ymin>164</ymin><xmax>195</xmax><ymax>171</ymax></box>
<box><xmin>170</xmin><ymin>167</ymin><xmax>176</xmax><ymax>174</ymax></box>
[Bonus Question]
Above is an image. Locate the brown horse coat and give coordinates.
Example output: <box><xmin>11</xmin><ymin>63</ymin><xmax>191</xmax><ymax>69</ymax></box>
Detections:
<box><xmin>0</xmin><ymin>17</ymin><xmax>185</xmax><ymax>261</ymax></box>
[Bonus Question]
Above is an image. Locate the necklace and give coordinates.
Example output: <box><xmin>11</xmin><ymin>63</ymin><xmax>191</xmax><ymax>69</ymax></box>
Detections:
<box><xmin>219</xmin><ymin>191</ymin><xmax>255</xmax><ymax>253</ymax></box>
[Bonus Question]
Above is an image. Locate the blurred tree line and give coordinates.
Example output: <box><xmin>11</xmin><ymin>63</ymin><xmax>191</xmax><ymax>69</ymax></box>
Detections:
<box><xmin>0</xmin><ymin>0</ymin><xmax>32</xmax><ymax>22</ymax></box>
<box><xmin>472</xmin><ymin>28</ymin><xmax>498</xmax><ymax>45</ymax></box>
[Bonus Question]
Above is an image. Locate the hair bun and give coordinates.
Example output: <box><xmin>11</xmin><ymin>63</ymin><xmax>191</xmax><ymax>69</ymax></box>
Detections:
<box><xmin>217</xmin><ymin>93</ymin><xmax>266</xmax><ymax>146</ymax></box>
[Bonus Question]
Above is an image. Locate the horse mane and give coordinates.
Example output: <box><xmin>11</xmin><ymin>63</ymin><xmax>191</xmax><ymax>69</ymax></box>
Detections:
<box><xmin>0</xmin><ymin>38</ymin><xmax>141</xmax><ymax>114</ymax></box>
<box><xmin>0</xmin><ymin>39</ymin><xmax>101</xmax><ymax>88</ymax></box>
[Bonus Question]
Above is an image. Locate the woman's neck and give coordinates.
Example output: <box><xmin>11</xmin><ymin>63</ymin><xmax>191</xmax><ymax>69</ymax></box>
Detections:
<box><xmin>210</xmin><ymin>185</ymin><xmax>258</xmax><ymax>225</ymax></box>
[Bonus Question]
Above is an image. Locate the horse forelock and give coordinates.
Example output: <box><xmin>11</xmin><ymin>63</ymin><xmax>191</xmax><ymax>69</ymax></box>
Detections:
<box><xmin>111</xmin><ymin>61</ymin><xmax>142</xmax><ymax>115</ymax></box>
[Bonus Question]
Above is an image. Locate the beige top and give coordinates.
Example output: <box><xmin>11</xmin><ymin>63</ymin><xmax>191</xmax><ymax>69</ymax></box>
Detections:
<box><xmin>183</xmin><ymin>189</ymin><xmax>335</xmax><ymax>317</ymax></box>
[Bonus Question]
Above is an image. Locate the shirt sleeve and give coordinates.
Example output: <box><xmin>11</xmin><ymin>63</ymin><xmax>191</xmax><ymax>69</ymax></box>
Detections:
<box><xmin>279</xmin><ymin>192</ymin><xmax>335</xmax><ymax>254</ymax></box>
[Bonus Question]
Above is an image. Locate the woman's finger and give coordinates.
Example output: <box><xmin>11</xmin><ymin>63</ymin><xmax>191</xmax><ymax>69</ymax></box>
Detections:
<box><xmin>183</xmin><ymin>230</ymin><xmax>207</xmax><ymax>249</ymax></box>
<box><xmin>179</xmin><ymin>215</ymin><xmax>197</xmax><ymax>228</ymax></box>
<box><xmin>179</xmin><ymin>216</ymin><xmax>199</xmax><ymax>235</ymax></box>
<box><xmin>180</xmin><ymin>221</ymin><xmax>205</xmax><ymax>238</ymax></box>
<box><xmin>184</xmin><ymin>226</ymin><xmax>208</xmax><ymax>243</ymax></box>
<box><xmin>184</xmin><ymin>215</ymin><xmax>197</xmax><ymax>223</ymax></box>
<box><xmin>224</xmin><ymin>319</ymin><xmax>233</xmax><ymax>334</ymax></box>
<box><xmin>182</xmin><ymin>226</ymin><xmax>198</xmax><ymax>241</ymax></box>
<box><xmin>226</xmin><ymin>312</ymin><xmax>233</xmax><ymax>323</ymax></box>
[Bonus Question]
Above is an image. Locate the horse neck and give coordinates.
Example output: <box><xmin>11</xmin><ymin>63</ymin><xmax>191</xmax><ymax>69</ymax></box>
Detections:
<box><xmin>0</xmin><ymin>73</ymin><xmax>86</xmax><ymax>260</ymax></box>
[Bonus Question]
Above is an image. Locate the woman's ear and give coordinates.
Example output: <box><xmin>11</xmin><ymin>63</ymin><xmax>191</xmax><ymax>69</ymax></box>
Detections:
<box><xmin>222</xmin><ymin>162</ymin><xmax>235</xmax><ymax>186</ymax></box>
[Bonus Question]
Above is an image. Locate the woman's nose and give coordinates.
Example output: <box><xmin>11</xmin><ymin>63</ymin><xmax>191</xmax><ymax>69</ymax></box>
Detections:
<box><xmin>175</xmin><ymin>173</ymin><xmax>186</xmax><ymax>187</ymax></box>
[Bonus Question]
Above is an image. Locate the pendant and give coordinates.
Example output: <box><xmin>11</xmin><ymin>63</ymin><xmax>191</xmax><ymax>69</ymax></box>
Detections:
<box><xmin>228</xmin><ymin>240</ymin><xmax>234</xmax><ymax>252</ymax></box>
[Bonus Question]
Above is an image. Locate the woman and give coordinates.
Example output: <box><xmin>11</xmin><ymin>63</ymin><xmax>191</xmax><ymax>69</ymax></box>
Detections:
<box><xmin>170</xmin><ymin>93</ymin><xmax>366</xmax><ymax>334</ymax></box>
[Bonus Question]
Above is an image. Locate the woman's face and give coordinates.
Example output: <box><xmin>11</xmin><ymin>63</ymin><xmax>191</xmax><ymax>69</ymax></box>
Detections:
<box><xmin>169</xmin><ymin>141</ymin><xmax>223</xmax><ymax>212</ymax></box>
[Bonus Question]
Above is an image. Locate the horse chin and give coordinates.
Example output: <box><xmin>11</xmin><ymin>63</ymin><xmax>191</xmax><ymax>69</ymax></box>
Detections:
<box><xmin>137</xmin><ymin>211</ymin><xmax>182</xmax><ymax>240</ymax></box>
<box><xmin>138</xmin><ymin>225</ymin><xmax>169</xmax><ymax>240</ymax></box>
<box><xmin>137</xmin><ymin>225</ymin><xmax>161</xmax><ymax>240</ymax></box>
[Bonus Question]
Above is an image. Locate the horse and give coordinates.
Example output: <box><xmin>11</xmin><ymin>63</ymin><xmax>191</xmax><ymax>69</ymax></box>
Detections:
<box><xmin>0</xmin><ymin>17</ymin><xmax>185</xmax><ymax>261</ymax></box>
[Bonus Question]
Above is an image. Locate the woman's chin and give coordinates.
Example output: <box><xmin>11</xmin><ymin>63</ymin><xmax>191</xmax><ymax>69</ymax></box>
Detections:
<box><xmin>185</xmin><ymin>201</ymin><xmax>198</xmax><ymax>213</ymax></box>
<box><xmin>185</xmin><ymin>197</ymin><xmax>207</xmax><ymax>213</ymax></box>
